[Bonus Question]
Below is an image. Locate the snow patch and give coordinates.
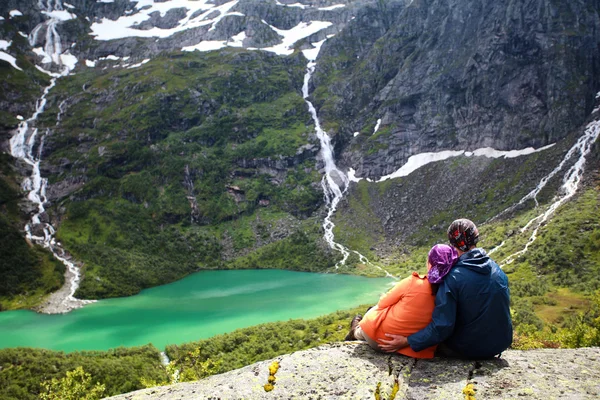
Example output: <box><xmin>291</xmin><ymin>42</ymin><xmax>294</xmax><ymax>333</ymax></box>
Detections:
<box><xmin>64</xmin><ymin>2</ymin><xmax>76</xmax><ymax>9</ymax></box>
<box><xmin>0</xmin><ymin>40</ymin><xmax>10</xmax><ymax>51</ymax></box>
<box><xmin>263</xmin><ymin>21</ymin><xmax>332</xmax><ymax>55</ymax></box>
<box><xmin>183</xmin><ymin>40</ymin><xmax>227</xmax><ymax>52</ymax></box>
<box><xmin>353</xmin><ymin>132</ymin><xmax>360</xmax><ymax>137</ymax></box>
<box><xmin>301</xmin><ymin>38</ymin><xmax>327</xmax><ymax>61</ymax></box>
<box><xmin>373</xmin><ymin>118</ymin><xmax>381</xmax><ymax>134</ymax></box>
<box><xmin>61</xmin><ymin>52</ymin><xmax>78</xmax><ymax>70</ymax></box>
<box><xmin>471</xmin><ymin>145</ymin><xmax>555</xmax><ymax>159</ymax></box>
<box><xmin>347</xmin><ymin>168</ymin><xmax>362</xmax><ymax>183</ymax></box>
<box><xmin>127</xmin><ymin>58</ymin><xmax>150</xmax><ymax>68</ymax></box>
<box><xmin>100</xmin><ymin>55</ymin><xmax>121</xmax><ymax>61</ymax></box>
<box><xmin>0</xmin><ymin>51</ymin><xmax>22</xmax><ymax>71</ymax></box>
<box><xmin>90</xmin><ymin>0</ymin><xmax>240</xmax><ymax>40</ymax></box>
<box><xmin>377</xmin><ymin>150</ymin><xmax>465</xmax><ymax>182</ymax></box>
<box><xmin>276</xmin><ymin>1</ymin><xmax>307</xmax><ymax>8</ymax></box>
<box><xmin>319</xmin><ymin>4</ymin><xmax>346</xmax><ymax>11</ymax></box>
<box><xmin>35</xmin><ymin>64</ymin><xmax>58</xmax><ymax>76</ymax></box>
<box><xmin>9</xmin><ymin>10</ymin><xmax>23</xmax><ymax>18</ymax></box>
<box><xmin>229</xmin><ymin>31</ymin><xmax>246</xmax><ymax>47</ymax></box>
<box><xmin>369</xmin><ymin>145</ymin><xmax>556</xmax><ymax>183</ymax></box>
<box><xmin>32</xmin><ymin>47</ymin><xmax>51</xmax><ymax>64</ymax></box>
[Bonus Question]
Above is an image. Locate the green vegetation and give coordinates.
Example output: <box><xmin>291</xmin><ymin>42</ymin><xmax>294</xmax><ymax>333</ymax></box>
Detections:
<box><xmin>39</xmin><ymin>366</ymin><xmax>106</xmax><ymax>400</ymax></box>
<box><xmin>0</xmin><ymin>345</ymin><xmax>166</xmax><ymax>400</ymax></box>
<box><xmin>20</xmin><ymin>49</ymin><xmax>330</xmax><ymax>299</ymax></box>
<box><xmin>164</xmin><ymin>305</ymin><xmax>367</xmax><ymax>380</ymax></box>
<box><xmin>0</xmin><ymin>306</ymin><xmax>365</xmax><ymax>399</ymax></box>
<box><xmin>227</xmin><ymin>224</ymin><xmax>339</xmax><ymax>272</ymax></box>
<box><xmin>332</xmin><ymin>180</ymin><xmax>384</xmax><ymax>265</ymax></box>
<box><xmin>1</xmin><ymin>271</ymin><xmax>599</xmax><ymax>400</ymax></box>
<box><xmin>0</xmin><ymin>153</ymin><xmax>65</xmax><ymax>310</ymax></box>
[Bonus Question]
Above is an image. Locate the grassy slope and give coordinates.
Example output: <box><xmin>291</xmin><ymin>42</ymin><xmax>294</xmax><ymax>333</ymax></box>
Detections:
<box><xmin>0</xmin><ymin>17</ymin><xmax>66</xmax><ymax>310</ymax></box>
<box><xmin>0</xmin><ymin>153</ymin><xmax>64</xmax><ymax>310</ymax></box>
<box><xmin>333</xmin><ymin>137</ymin><xmax>600</xmax><ymax>336</ymax></box>
<box><xmin>0</xmin><ymin>163</ymin><xmax>598</xmax><ymax>397</ymax></box>
<box><xmin>28</xmin><ymin>49</ymin><xmax>335</xmax><ymax>299</ymax></box>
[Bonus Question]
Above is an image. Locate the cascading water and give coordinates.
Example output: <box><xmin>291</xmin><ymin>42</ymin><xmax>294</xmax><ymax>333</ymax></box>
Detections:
<box><xmin>488</xmin><ymin>97</ymin><xmax>600</xmax><ymax>263</ymax></box>
<box><xmin>9</xmin><ymin>0</ymin><xmax>93</xmax><ymax>312</ymax></box>
<box><xmin>301</xmin><ymin>50</ymin><xmax>393</xmax><ymax>277</ymax></box>
<box><xmin>302</xmin><ymin>62</ymin><xmax>351</xmax><ymax>267</ymax></box>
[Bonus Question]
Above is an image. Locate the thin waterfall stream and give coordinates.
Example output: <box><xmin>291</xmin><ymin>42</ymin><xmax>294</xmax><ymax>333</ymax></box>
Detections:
<box><xmin>9</xmin><ymin>0</ymin><xmax>93</xmax><ymax>313</ymax></box>
<box><xmin>487</xmin><ymin>92</ymin><xmax>600</xmax><ymax>263</ymax></box>
<box><xmin>301</xmin><ymin>44</ymin><xmax>393</xmax><ymax>277</ymax></box>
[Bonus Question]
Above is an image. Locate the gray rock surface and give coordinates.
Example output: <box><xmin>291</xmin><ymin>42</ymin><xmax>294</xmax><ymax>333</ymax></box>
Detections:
<box><xmin>312</xmin><ymin>0</ymin><xmax>600</xmax><ymax>178</ymax></box>
<box><xmin>105</xmin><ymin>343</ymin><xmax>600</xmax><ymax>399</ymax></box>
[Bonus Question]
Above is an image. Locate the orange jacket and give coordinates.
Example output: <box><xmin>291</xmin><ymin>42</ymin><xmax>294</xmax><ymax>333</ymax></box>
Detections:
<box><xmin>358</xmin><ymin>272</ymin><xmax>437</xmax><ymax>358</ymax></box>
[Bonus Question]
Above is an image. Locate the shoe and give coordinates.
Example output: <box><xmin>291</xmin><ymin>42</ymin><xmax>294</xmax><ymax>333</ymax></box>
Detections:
<box><xmin>344</xmin><ymin>314</ymin><xmax>362</xmax><ymax>341</ymax></box>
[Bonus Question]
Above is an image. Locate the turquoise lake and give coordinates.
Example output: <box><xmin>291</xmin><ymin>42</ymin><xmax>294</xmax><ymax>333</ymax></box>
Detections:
<box><xmin>0</xmin><ymin>270</ymin><xmax>393</xmax><ymax>352</ymax></box>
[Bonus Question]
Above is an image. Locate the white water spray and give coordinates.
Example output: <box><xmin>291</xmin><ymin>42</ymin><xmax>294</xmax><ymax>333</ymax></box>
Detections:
<box><xmin>491</xmin><ymin>106</ymin><xmax>600</xmax><ymax>263</ymax></box>
<box><xmin>301</xmin><ymin>49</ymin><xmax>393</xmax><ymax>277</ymax></box>
<box><xmin>9</xmin><ymin>0</ymin><xmax>92</xmax><ymax>312</ymax></box>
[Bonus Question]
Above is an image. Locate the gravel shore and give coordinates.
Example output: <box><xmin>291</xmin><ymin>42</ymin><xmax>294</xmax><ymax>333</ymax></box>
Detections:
<box><xmin>34</xmin><ymin>262</ymin><xmax>95</xmax><ymax>314</ymax></box>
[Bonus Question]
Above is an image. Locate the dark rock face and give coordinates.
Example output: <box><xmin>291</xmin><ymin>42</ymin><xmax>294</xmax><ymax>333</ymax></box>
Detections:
<box><xmin>313</xmin><ymin>0</ymin><xmax>600</xmax><ymax>179</ymax></box>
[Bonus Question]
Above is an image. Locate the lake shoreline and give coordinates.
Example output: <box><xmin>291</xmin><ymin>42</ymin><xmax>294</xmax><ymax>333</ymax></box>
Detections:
<box><xmin>1</xmin><ymin>270</ymin><xmax>392</xmax><ymax>352</ymax></box>
<box><xmin>33</xmin><ymin>260</ymin><xmax>95</xmax><ymax>314</ymax></box>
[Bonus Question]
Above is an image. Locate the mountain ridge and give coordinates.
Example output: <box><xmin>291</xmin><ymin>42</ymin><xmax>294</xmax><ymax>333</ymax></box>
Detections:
<box><xmin>0</xmin><ymin>0</ymin><xmax>598</xmax><ymax>316</ymax></box>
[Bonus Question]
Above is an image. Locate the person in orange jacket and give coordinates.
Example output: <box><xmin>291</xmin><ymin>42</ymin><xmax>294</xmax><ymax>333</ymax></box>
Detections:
<box><xmin>345</xmin><ymin>244</ymin><xmax>458</xmax><ymax>359</ymax></box>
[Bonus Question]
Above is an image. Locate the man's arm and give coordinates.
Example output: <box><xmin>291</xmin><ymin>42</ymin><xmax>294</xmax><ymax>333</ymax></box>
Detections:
<box><xmin>406</xmin><ymin>283</ymin><xmax>458</xmax><ymax>352</ymax></box>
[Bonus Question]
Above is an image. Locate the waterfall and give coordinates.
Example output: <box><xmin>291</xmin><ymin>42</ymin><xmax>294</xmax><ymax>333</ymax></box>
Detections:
<box><xmin>9</xmin><ymin>0</ymin><xmax>92</xmax><ymax>312</ymax></box>
<box><xmin>160</xmin><ymin>351</ymin><xmax>171</xmax><ymax>366</ymax></box>
<box><xmin>302</xmin><ymin>62</ymin><xmax>351</xmax><ymax>267</ymax></box>
<box><xmin>489</xmin><ymin>104</ymin><xmax>600</xmax><ymax>263</ymax></box>
<box><xmin>301</xmin><ymin>50</ymin><xmax>393</xmax><ymax>277</ymax></box>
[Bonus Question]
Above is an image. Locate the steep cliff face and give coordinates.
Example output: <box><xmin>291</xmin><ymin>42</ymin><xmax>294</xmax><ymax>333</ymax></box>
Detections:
<box><xmin>313</xmin><ymin>0</ymin><xmax>600</xmax><ymax>178</ymax></box>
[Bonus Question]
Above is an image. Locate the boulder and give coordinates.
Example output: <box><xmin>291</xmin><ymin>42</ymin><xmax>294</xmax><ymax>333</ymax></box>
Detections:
<box><xmin>105</xmin><ymin>343</ymin><xmax>600</xmax><ymax>399</ymax></box>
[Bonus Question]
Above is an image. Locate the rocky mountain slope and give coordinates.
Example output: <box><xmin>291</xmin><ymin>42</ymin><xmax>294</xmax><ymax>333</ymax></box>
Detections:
<box><xmin>0</xmin><ymin>0</ymin><xmax>599</xmax><ymax>311</ymax></box>
<box><xmin>315</xmin><ymin>0</ymin><xmax>600</xmax><ymax>177</ymax></box>
<box><xmin>106</xmin><ymin>343</ymin><xmax>600</xmax><ymax>399</ymax></box>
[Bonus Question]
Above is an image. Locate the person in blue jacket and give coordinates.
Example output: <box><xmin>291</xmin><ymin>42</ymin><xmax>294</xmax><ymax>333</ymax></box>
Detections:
<box><xmin>378</xmin><ymin>218</ymin><xmax>513</xmax><ymax>359</ymax></box>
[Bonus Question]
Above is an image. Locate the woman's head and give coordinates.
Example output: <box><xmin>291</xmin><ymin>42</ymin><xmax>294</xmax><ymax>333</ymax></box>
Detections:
<box><xmin>427</xmin><ymin>244</ymin><xmax>458</xmax><ymax>284</ymax></box>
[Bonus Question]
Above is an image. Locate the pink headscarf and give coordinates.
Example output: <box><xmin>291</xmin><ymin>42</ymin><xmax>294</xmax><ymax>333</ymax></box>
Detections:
<box><xmin>427</xmin><ymin>244</ymin><xmax>458</xmax><ymax>284</ymax></box>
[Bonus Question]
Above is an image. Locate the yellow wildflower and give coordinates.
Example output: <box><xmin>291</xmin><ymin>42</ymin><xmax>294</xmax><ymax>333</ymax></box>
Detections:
<box><xmin>462</xmin><ymin>383</ymin><xmax>476</xmax><ymax>400</ymax></box>
<box><xmin>268</xmin><ymin>375</ymin><xmax>276</xmax><ymax>383</ymax></box>
<box><xmin>264</xmin><ymin>383</ymin><xmax>274</xmax><ymax>392</ymax></box>
<box><xmin>268</xmin><ymin>361</ymin><xmax>280</xmax><ymax>375</ymax></box>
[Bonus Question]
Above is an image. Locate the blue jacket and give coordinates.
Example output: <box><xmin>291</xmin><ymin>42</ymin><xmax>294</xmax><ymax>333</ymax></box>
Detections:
<box><xmin>407</xmin><ymin>248</ymin><xmax>513</xmax><ymax>359</ymax></box>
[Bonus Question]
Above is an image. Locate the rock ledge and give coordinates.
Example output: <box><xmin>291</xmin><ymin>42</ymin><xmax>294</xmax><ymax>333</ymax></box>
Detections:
<box><xmin>106</xmin><ymin>343</ymin><xmax>600</xmax><ymax>399</ymax></box>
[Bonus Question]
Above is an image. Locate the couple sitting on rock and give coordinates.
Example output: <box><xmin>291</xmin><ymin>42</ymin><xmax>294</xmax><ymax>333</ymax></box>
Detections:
<box><xmin>346</xmin><ymin>218</ymin><xmax>513</xmax><ymax>359</ymax></box>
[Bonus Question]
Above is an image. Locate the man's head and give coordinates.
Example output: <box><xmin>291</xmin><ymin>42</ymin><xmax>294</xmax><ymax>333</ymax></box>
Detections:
<box><xmin>447</xmin><ymin>218</ymin><xmax>479</xmax><ymax>253</ymax></box>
